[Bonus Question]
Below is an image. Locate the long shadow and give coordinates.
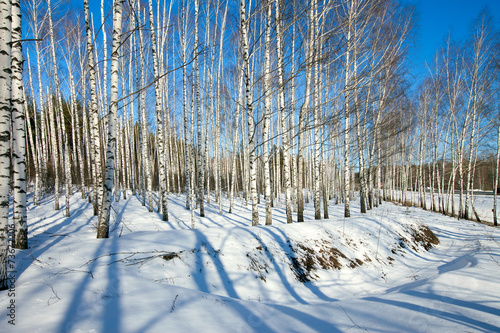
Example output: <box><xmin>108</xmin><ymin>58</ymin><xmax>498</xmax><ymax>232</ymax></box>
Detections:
<box><xmin>27</xmin><ymin>198</ymin><xmax>91</xmax><ymax>235</ymax></box>
<box><xmin>191</xmin><ymin>229</ymin><xmax>239</xmax><ymax>299</ymax></box>
<box><xmin>164</xmin><ymin>209</ymin><xmax>189</xmax><ymax>230</ymax></box>
<box><xmin>241</xmin><ymin>228</ymin><xmax>309</xmax><ymax>305</ymax></box>
<box><xmin>58</xmin><ymin>238</ymin><xmax>109</xmax><ymax>332</ymax></box>
<box><xmin>101</xmin><ymin>232</ymin><xmax>122</xmax><ymax>332</ymax></box>
<box><xmin>261</xmin><ymin>227</ymin><xmax>339</xmax><ymax>303</ymax></box>
<box><xmin>134</xmin><ymin>291</ymin><xmax>277</xmax><ymax>333</ymax></box>
<box><xmin>218</xmin><ymin>212</ymin><xmax>248</xmax><ymax>228</ymax></box>
<box><xmin>271</xmin><ymin>303</ymin><xmax>342</xmax><ymax>332</ymax></box>
<box><xmin>109</xmin><ymin>196</ymin><xmax>135</xmax><ymax>235</ymax></box>
<box><xmin>54</xmin><ymin>212</ymin><xmax>122</xmax><ymax>333</ymax></box>
<box><xmin>364</xmin><ymin>296</ymin><xmax>500</xmax><ymax>332</ymax></box>
<box><xmin>437</xmin><ymin>251</ymin><xmax>479</xmax><ymax>274</ymax></box>
<box><xmin>16</xmin><ymin>202</ymin><xmax>95</xmax><ymax>280</ymax></box>
<box><xmin>405</xmin><ymin>290</ymin><xmax>500</xmax><ymax>317</ymax></box>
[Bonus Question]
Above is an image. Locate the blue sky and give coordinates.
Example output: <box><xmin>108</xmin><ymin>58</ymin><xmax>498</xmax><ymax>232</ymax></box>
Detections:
<box><xmin>405</xmin><ymin>0</ymin><xmax>500</xmax><ymax>76</ymax></box>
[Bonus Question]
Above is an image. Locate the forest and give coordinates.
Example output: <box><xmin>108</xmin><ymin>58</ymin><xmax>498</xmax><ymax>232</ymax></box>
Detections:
<box><xmin>0</xmin><ymin>1</ymin><xmax>499</xmax><ymax>326</ymax></box>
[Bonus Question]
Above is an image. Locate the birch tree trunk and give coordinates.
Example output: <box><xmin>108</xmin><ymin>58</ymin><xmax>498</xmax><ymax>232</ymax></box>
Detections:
<box><xmin>216</xmin><ymin>2</ymin><xmax>228</xmax><ymax>214</ymax></box>
<box><xmin>101</xmin><ymin>0</ymin><xmax>108</xmax><ymax>115</ymax></box>
<box><xmin>204</xmin><ymin>1</ymin><xmax>213</xmax><ymax>207</ymax></box>
<box><xmin>464</xmin><ymin>19</ymin><xmax>490</xmax><ymax>221</ymax></box>
<box><xmin>343</xmin><ymin>0</ymin><xmax>356</xmax><ymax>218</ymax></box>
<box><xmin>194</xmin><ymin>0</ymin><xmax>205</xmax><ymax>217</ymax></box>
<box><xmin>137</xmin><ymin>6</ymin><xmax>153</xmax><ymax>212</ymax></box>
<box><xmin>0</xmin><ymin>0</ymin><xmax>11</xmax><ymax>291</ymax></box>
<box><xmin>312</xmin><ymin>0</ymin><xmax>322</xmax><ymax>220</ymax></box>
<box><xmin>290</xmin><ymin>8</ymin><xmax>298</xmax><ymax>212</ymax></box>
<box><xmin>29</xmin><ymin>0</ymin><xmax>47</xmax><ymax>197</ymax></box>
<box><xmin>149</xmin><ymin>0</ymin><xmax>168</xmax><ymax>221</ymax></box>
<box><xmin>263</xmin><ymin>0</ymin><xmax>272</xmax><ymax>226</ymax></box>
<box><xmin>44</xmin><ymin>0</ymin><xmax>62</xmax><ymax>211</ymax></box>
<box><xmin>229</xmin><ymin>67</ymin><xmax>243</xmax><ymax>214</ymax></box>
<box><xmin>240</xmin><ymin>0</ymin><xmax>258</xmax><ymax>226</ymax></box>
<box><xmin>275</xmin><ymin>0</ymin><xmax>292</xmax><ymax>224</ymax></box>
<box><xmin>48</xmin><ymin>0</ymin><xmax>72</xmax><ymax>217</ymax></box>
<box><xmin>494</xmin><ymin>114</ymin><xmax>500</xmax><ymax>226</ymax></box>
<box><xmin>180</xmin><ymin>0</ymin><xmax>191</xmax><ymax>212</ymax></box>
<box><xmin>65</xmin><ymin>40</ymin><xmax>85</xmax><ymax>199</ymax></box>
<box><xmin>26</xmin><ymin>53</ymin><xmax>41</xmax><ymax>206</ymax></box>
<box><xmin>11</xmin><ymin>0</ymin><xmax>26</xmax><ymax>249</ymax></box>
<box><xmin>85</xmin><ymin>0</ymin><xmax>102</xmax><ymax>216</ymax></box>
<box><xmin>98</xmin><ymin>0</ymin><xmax>123</xmax><ymax>239</ymax></box>
<box><xmin>297</xmin><ymin>2</ymin><xmax>315</xmax><ymax>222</ymax></box>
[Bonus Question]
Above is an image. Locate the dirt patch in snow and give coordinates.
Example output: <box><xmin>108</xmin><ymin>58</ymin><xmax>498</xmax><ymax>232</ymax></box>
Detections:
<box><xmin>393</xmin><ymin>224</ymin><xmax>439</xmax><ymax>254</ymax></box>
<box><xmin>285</xmin><ymin>240</ymin><xmax>366</xmax><ymax>282</ymax></box>
<box><xmin>410</xmin><ymin>225</ymin><xmax>439</xmax><ymax>250</ymax></box>
<box><xmin>285</xmin><ymin>225</ymin><xmax>439</xmax><ymax>283</ymax></box>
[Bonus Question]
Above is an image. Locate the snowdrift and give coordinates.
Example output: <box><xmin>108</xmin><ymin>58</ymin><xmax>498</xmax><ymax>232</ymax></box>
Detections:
<box><xmin>0</xmin><ymin>192</ymin><xmax>498</xmax><ymax>332</ymax></box>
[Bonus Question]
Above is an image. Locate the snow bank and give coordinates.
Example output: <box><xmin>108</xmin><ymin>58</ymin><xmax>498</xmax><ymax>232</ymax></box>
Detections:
<box><xmin>0</xmin><ymin>192</ymin><xmax>498</xmax><ymax>332</ymax></box>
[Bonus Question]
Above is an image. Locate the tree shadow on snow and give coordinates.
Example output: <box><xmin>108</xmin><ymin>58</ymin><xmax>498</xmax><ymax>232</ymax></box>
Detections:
<box><xmin>59</xmin><ymin>234</ymin><xmax>123</xmax><ymax>333</ymax></box>
<box><xmin>364</xmin><ymin>294</ymin><xmax>500</xmax><ymax>332</ymax></box>
<box><xmin>240</xmin><ymin>227</ymin><xmax>338</xmax><ymax>305</ymax></box>
<box><xmin>17</xmin><ymin>198</ymin><xmax>95</xmax><ymax>280</ymax></box>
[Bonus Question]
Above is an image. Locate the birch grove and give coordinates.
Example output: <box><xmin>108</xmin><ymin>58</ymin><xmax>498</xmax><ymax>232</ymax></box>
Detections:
<box><xmin>0</xmin><ymin>0</ymin><xmax>498</xmax><ymax>284</ymax></box>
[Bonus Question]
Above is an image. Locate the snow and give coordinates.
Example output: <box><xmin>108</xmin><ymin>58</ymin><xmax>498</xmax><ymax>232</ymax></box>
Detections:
<box><xmin>1</xmin><ymin>191</ymin><xmax>499</xmax><ymax>332</ymax></box>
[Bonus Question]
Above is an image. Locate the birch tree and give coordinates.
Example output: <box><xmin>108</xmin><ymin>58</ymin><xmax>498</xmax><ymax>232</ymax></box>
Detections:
<box><xmin>47</xmin><ymin>0</ymin><xmax>72</xmax><ymax>217</ymax></box>
<box><xmin>0</xmin><ymin>0</ymin><xmax>11</xmax><ymax>291</ymax></box>
<box><xmin>180</xmin><ymin>0</ymin><xmax>192</xmax><ymax>215</ymax></box>
<box><xmin>312</xmin><ymin>0</ymin><xmax>321</xmax><ymax>220</ymax></box>
<box><xmin>194</xmin><ymin>0</ymin><xmax>205</xmax><ymax>217</ymax></box>
<box><xmin>263</xmin><ymin>0</ymin><xmax>272</xmax><ymax>225</ymax></box>
<box><xmin>11</xmin><ymin>0</ymin><xmax>26</xmax><ymax>249</ymax></box>
<box><xmin>494</xmin><ymin>90</ymin><xmax>500</xmax><ymax>226</ymax></box>
<box><xmin>275</xmin><ymin>0</ymin><xmax>292</xmax><ymax>224</ymax></box>
<box><xmin>137</xmin><ymin>4</ymin><xmax>153</xmax><ymax>212</ymax></box>
<box><xmin>463</xmin><ymin>13</ymin><xmax>494</xmax><ymax>220</ymax></box>
<box><xmin>240</xmin><ymin>0</ymin><xmax>259</xmax><ymax>226</ymax></box>
<box><xmin>149</xmin><ymin>0</ymin><xmax>168</xmax><ymax>221</ymax></box>
<box><xmin>297</xmin><ymin>2</ymin><xmax>315</xmax><ymax>222</ymax></box>
<box><xmin>343</xmin><ymin>0</ymin><xmax>356</xmax><ymax>218</ymax></box>
<box><xmin>84</xmin><ymin>0</ymin><xmax>102</xmax><ymax>216</ymax></box>
<box><xmin>97</xmin><ymin>0</ymin><xmax>124</xmax><ymax>238</ymax></box>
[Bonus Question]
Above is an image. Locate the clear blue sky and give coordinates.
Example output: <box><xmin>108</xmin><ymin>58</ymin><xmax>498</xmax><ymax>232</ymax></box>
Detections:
<box><xmin>405</xmin><ymin>0</ymin><xmax>500</xmax><ymax>76</ymax></box>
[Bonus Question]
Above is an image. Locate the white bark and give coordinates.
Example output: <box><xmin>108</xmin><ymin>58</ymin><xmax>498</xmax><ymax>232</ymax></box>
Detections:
<box><xmin>149</xmin><ymin>0</ymin><xmax>168</xmax><ymax>221</ymax></box>
<box><xmin>11</xmin><ymin>0</ymin><xmax>26</xmax><ymax>249</ymax></box>
<box><xmin>343</xmin><ymin>0</ymin><xmax>355</xmax><ymax>218</ymax></box>
<box><xmin>263</xmin><ymin>0</ymin><xmax>272</xmax><ymax>226</ymax></box>
<box><xmin>297</xmin><ymin>2</ymin><xmax>315</xmax><ymax>222</ymax></box>
<box><xmin>137</xmin><ymin>5</ymin><xmax>153</xmax><ymax>212</ymax></box>
<box><xmin>216</xmin><ymin>1</ymin><xmax>228</xmax><ymax>214</ymax></box>
<box><xmin>26</xmin><ymin>53</ymin><xmax>41</xmax><ymax>206</ymax></box>
<box><xmin>85</xmin><ymin>0</ymin><xmax>102</xmax><ymax>216</ymax></box>
<box><xmin>313</xmin><ymin>0</ymin><xmax>321</xmax><ymax>220</ymax></box>
<box><xmin>29</xmin><ymin>0</ymin><xmax>47</xmax><ymax>195</ymax></box>
<box><xmin>275</xmin><ymin>0</ymin><xmax>292</xmax><ymax>224</ymax></box>
<box><xmin>194</xmin><ymin>0</ymin><xmax>205</xmax><ymax>218</ymax></box>
<box><xmin>240</xmin><ymin>0</ymin><xmax>258</xmax><ymax>226</ymax></box>
<box><xmin>98</xmin><ymin>0</ymin><xmax>123</xmax><ymax>238</ymax></box>
<box><xmin>180</xmin><ymin>0</ymin><xmax>192</xmax><ymax>214</ymax></box>
<box><xmin>229</xmin><ymin>64</ymin><xmax>244</xmax><ymax>214</ymax></box>
<box><xmin>101</xmin><ymin>0</ymin><xmax>108</xmax><ymax>115</ymax></box>
<box><xmin>48</xmin><ymin>0</ymin><xmax>71</xmax><ymax>217</ymax></box>
<box><xmin>0</xmin><ymin>0</ymin><xmax>11</xmax><ymax>291</ymax></box>
<box><xmin>493</xmin><ymin>109</ymin><xmax>500</xmax><ymax>226</ymax></box>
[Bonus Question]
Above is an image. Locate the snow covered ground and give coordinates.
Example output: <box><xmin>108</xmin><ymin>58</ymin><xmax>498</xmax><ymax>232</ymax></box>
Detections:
<box><xmin>393</xmin><ymin>189</ymin><xmax>500</xmax><ymax>225</ymax></box>
<box><xmin>1</xmin><ymin>191</ymin><xmax>499</xmax><ymax>332</ymax></box>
